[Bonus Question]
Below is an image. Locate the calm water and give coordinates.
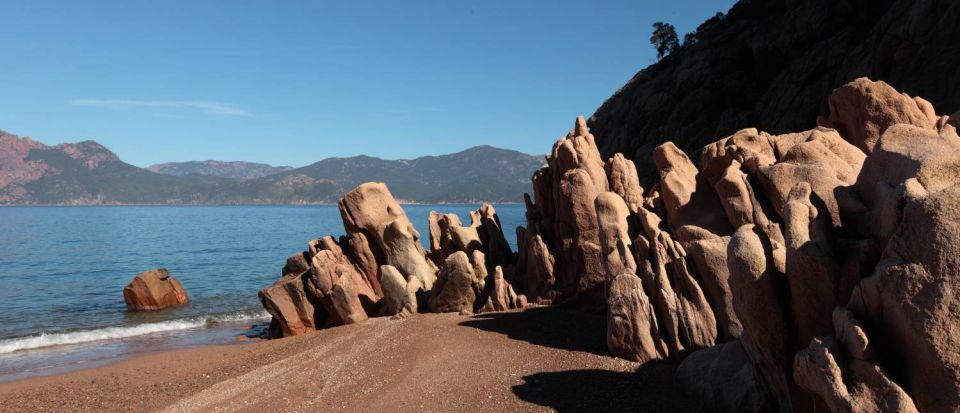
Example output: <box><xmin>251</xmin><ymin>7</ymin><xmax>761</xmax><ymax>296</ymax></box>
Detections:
<box><xmin>0</xmin><ymin>205</ymin><xmax>525</xmax><ymax>380</ymax></box>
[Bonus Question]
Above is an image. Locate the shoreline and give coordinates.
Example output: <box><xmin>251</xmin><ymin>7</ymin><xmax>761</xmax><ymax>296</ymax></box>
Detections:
<box><xmin>0</xmin><ymin>309</ymin><xmax>703</xmax><ymax>412</ymax></box>
<box><xmin>0</xmin><ymin>316</ymin><xmax>269</xmax><ymax>384</ymax></box>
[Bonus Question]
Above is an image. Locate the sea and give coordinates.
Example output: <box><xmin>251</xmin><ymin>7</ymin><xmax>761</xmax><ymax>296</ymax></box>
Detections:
<box><xmin>0</xmin><ymin>204</ymin><xmax>525</xmax><ymax>382</ymax></box>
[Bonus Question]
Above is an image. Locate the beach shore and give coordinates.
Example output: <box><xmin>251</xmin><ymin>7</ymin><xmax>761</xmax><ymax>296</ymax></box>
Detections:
<box><xmin>0</xmin><ymin>308</ymin><xmax>702</xmax><ymax>412</ymax></box>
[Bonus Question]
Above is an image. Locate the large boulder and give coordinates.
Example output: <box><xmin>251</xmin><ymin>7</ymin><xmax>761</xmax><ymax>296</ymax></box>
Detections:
<box><xmin>524</xmin><ymin>233</ymin><xmax>557</xmax><ymax>304</ymax></box>
<box><xmin>848</xmin><ymin>183</ymin><xmax>960</xmax><ymax>412</ymax></box>
<box><xmin>685</xmin><ymin>236</ymin><xmax>742</xmax><ymax>341</ymax></box>
<box><xmin>554</xmin><ymin>168</ymin><xmax>605</xmax><ymax>307</ymax></box>
<box><xmin>605</xmin><ymin>153</ymin><xmax>644</xmax><ymax>213</ymax></box>
<box><xmin>552</xmin><ymin>116</ymin><xmax>609</xmax><ymax>195</ymax></box>
<box><xmin>476</xmin><ymin>204</ymin><xmax>515</xmax><ymax>270</ymax></box>
<box><xmin>793</xmin><ymin>309</ymin><xmax>918</xmax><ymax>413</ymax></box>
<box><xmin>383</xmin><ymin>219</ymin><xmax>438</xmax><ymax>292</ymax></box>
<box><xmin>819</xmin><ymin>77</ymin><xmax>939</xmax><ymax>153</ymax></box>
<box><xmin>338</xmin><ymin>182</ymin><xmax>424</xmax><ymax>269</ymax></box>
<box><xmin>782</xmin><ymin>183</ymin><xmax>839</xmax><ymax>346</ymax></box>
<box><xmin>258</xmin><ymin>273</ymin><xmax>317</xmax><ymax>337</ymax></box>
<box><xmin>676</xmin><ymin>340</ymin><xmax>775</xmax><ymax>413</ymax></box>
<box><xmin>634</xmin><ymin>207</ymin><xmax>718</xmax><ymax>360</ymax></box>
<box><xmin>757</xmin><ymin>128</ymin><xmax>864</xmax><ymax>227</ymax></box>
<box><xmin>123</xmin><ymin>268</ymin><xmax>190</xmax><ymax>311</ymax></box>
<box><xmin>606</xmin><ymin>272</ymin><xmax>667</xmax><ymax>363</ymax></box>
<box><xmin>378</xmin><ymin>265</ymin><xmax>416</xmax><ymax>317</ymax></box>
<box><xmin>306</xmin><ymin>249</ymin><xmax>373</xmax><ymax>326</ymax></box>
<box><xmin>595</xmin><ymin>191</ymin><xmax>636</xmax><ymax>279</ymax></box>
<box><xmin>848</xmin><ymin>124</ymin><xmax>960</xmax><ymax>245</ymax></box>
<box><xmin>653</xmin><ymin>141</ymin><xmax>732</xmax><ymax>242</ymax></box>
<box><xmin>727</xmin><ymin>225</ymin><xmax>795</xmax><ymax>412</ymax></box>
<box><xmin>428</xmin><ymin>251</ymin><xmax>482</xmax><ymax>314</ymax></box>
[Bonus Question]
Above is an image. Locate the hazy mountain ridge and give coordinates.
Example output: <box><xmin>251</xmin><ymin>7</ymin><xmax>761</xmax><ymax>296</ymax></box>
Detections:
<box><xmin>148</xmin><ymin>161</ymin><xmax>294</xmax><ymax>180</ymax></box>
<box><xmin>0</xmin><ymin>132</ymin><xmax>543</xmax><ymax>204</ymax></box>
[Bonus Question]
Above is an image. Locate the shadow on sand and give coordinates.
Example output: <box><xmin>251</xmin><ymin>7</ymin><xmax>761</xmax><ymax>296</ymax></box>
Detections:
<box><xmin>458</xmin><ymin>307</ymin><xmax>608</xmax><ymax>356</ymax></box>
<box><xmin>460</xmin><ymin>307</ymin><xmax>715</xmax><ymax>412</ymax></box>
<box><xmin>511</xmin><ymin>365</ymin><xmax>712</xmax><ymax>413</ymax></box>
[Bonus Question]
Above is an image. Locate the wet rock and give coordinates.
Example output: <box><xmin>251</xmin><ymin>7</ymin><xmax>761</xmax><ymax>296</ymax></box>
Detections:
<box><xmin>123</xmin><ymin>268</ymin><xmax>190</xmax><ymax>311</ymax></box>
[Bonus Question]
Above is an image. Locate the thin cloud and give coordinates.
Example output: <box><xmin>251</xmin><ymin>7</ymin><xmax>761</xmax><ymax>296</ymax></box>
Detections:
<box><xmin>71</xmin><ymin>99</ymin><xmax>251</xmax><ymax>116</ymax></box>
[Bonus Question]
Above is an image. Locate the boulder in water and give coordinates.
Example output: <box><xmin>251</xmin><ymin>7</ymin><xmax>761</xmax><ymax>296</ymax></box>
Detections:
<box><xmin>123</xmin><ymin>268</ymin><xmax>189</xmax><ymax>311</ymax></box>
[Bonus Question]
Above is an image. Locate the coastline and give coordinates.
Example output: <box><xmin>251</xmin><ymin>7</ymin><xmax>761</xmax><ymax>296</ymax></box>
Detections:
<box><xmin>0</xmin><ymin>309</ymin><xmax>702</xmax><ymax>412</ymax></box>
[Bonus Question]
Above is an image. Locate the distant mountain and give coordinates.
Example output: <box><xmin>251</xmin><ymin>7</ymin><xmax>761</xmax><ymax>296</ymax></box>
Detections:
<box><xmin>217</xmin><ymin>145</ymin><xmax>544</xmax><ymax>204</ymax></box>
<box><xmin>0</xmin><ymin>131</ymin><xmax>544</xmax><ymax>205</ymax></box>
<box><xmin>148</xmin><ymin>161</ymin><xmax>293</xmax><ymax>180</ymax></box>
<box><xmin>0</xmin><ymin>131</ymin><xmax>233</xmax><ymax>204</ymax></box>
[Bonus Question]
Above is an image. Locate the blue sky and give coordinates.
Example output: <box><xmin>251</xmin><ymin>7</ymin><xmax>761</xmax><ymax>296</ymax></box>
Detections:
<box><xmin>0</xmin><ymin>0</ymin><xmax>735</xmax><ymax>167</ymax></box>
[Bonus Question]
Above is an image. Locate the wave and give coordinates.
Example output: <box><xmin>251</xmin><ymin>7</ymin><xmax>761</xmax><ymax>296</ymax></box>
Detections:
<box><xmin>0</xmin><ymin>309</ymin><xmax>269</xmax><ymax>355</ymax></box>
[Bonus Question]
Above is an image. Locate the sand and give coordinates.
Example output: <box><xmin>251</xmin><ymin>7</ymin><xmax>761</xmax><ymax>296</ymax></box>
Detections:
<box><xmin>0</xmin><ymin>308</ymin><xmax>708</xmax><ymax>412</ymax></box>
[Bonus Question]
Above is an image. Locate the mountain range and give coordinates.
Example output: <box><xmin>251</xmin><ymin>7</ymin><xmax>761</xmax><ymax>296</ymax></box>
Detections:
<box><xmin>0</xmin><ymin>131</ymin><xmax>543</xmax><ymax>205</ymax></box>
<box><xmin>147</xmin><ymin>161</ymin><xmax>294</xmax><ymax>180</ymax></box>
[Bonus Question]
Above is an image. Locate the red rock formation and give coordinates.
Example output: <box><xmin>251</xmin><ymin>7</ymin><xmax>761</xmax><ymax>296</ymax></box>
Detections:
<box><xmin>261</xmin><ymin>182</ymin><xmax>526</xmax><ymax>338</ymax></box>
<box><xmin>123</xmin><ymin>268</ymin><xmax>190</xmax><ymax>311</ymax></box>
<box><xmin>518</xmin><ymin>78</ymin><xmax>960</xmax><ymax>412</ymax></box>
<box><xmin>259</xmin><ymin>273</ymin><xmax>317</xmax><ymax>337</ymax></box>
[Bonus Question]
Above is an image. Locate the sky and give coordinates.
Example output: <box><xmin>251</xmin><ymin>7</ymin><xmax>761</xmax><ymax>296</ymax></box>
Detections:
<box><xmin>0</xmin><ymin>0</ymin><xmax>736</xmax><ymax>168</ymax></box>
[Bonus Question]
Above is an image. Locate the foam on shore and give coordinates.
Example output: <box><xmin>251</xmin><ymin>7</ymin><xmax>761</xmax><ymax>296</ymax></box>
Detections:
<box><xmin>0</xmin><ymin>309</ymin><xmax>269</xmax><ymax>354</ymax></box>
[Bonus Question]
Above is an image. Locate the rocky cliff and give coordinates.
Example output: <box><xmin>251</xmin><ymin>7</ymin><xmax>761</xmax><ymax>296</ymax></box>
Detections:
<box><xmin>588</xmin><ymin>0</ymin><xmax>960</xmax><ymax>184</ymax></box>
<box><xmin>516</xmin><ymin>78</ymin><xmax>960</xmax><ymax>412</ymax></box>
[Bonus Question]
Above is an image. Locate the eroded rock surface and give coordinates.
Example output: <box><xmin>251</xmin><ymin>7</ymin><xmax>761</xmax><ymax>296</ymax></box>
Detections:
<box><xmin>516</xmin><ymin>78</ymin><xmax>960</xmax><ymax>412</ymax></box>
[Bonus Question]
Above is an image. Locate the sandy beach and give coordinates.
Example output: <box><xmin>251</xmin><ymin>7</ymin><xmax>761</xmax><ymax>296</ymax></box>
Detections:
<box><xmin>0</xmin><ymin>308</ymin><xmax>705</xmax><ymax>412</ymax></box>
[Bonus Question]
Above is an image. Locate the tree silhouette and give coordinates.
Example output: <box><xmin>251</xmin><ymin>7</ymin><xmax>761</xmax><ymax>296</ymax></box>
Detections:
<box><xmin>650</xmin><ymin>22</ymin><xmax>679</xmax><ymax>60</ymax></box>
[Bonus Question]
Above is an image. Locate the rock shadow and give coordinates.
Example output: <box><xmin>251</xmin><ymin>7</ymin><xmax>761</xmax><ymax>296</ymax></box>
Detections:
<box><xmin>458</xmin><ymin>307</ymin><xmax>608</xmax><ymax>356</ymax></box>
<box><xmin>512</xmin><ymin>365</ymin><xmax>715</xmax><ymax>413</ymax></box>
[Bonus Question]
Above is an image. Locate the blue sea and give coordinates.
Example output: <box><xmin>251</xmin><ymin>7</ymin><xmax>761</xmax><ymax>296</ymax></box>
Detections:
<box><xmin>0</xmin><ymin>205</ymin><xmax>525</xmax><ymax>381</ymax></box>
